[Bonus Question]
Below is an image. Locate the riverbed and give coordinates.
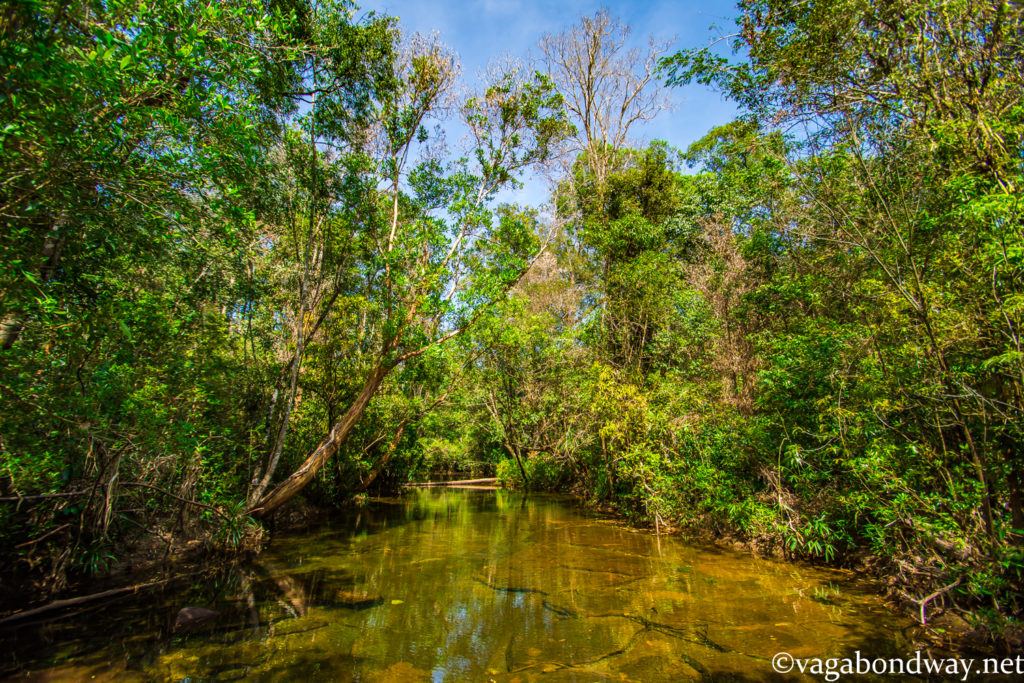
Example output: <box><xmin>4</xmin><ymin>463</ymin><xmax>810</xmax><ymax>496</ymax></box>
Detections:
<box><xmin>1</xmin><ymin>489</ymin><xmax>917</xmax><ymax>680</ymax></box>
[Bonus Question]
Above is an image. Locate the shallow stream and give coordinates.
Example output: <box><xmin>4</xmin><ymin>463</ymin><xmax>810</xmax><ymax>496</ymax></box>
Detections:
<box><xmin>1</xmin><ymin>489</ymin><xmax>917</xmax><ymax>681</ymax></box>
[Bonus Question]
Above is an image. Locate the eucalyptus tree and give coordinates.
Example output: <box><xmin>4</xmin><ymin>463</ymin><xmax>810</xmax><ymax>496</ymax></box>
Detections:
<box><xmin>245</xmin><ymin>4</ymin><xmax>397</xmax><ymax>507</ymax></box>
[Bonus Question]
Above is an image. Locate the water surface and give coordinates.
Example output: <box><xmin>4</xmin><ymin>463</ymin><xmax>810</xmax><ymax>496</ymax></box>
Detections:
<box><xmin>1</xmin><ymin>489</ymin><xmax>916</xmax><ymax>681</ymax></box>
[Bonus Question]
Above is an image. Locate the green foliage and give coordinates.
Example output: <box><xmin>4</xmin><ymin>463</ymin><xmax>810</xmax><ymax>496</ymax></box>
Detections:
<box><xmin>214</xmin><ymin>500</ymin><xmax>260</xmax><ymax>548</ymax></box>
<box><xmin>647</xmin><ymin>0</ymin><xmax>1024</xmax><ymax>634</ymax></box>
<box><xmin>3</xmin><ymin>0</ymin><xmax>1023</xmax><ymax>643</ymax></box>
<box><xmin>496</xmin><ymin>456</ymin><xmax>567</xmax><ymax>490</ymax></box>
<box><xmin>432</xmin><ymin>0</ymin><xmax>1024</xmax><ymax>641</ymax></box>
<box><xmin>77</xmin><ymin>542</ymin><xmax>117</xmax><ymax>577</ymax></box>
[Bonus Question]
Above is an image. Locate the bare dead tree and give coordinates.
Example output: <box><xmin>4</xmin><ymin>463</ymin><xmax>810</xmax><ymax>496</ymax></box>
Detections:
<box><xmin>538</xmin><ymin>9</ymin><xmax>672</xmax><ymax>183</ymax></box>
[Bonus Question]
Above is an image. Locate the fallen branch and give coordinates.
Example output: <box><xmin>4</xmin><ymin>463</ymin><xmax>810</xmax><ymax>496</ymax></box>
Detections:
<box><xmin>0</xmin><ymin>490</ymin><xmax>87</xmax><ymax>503</ymax></box>
<box><xmin>907</xmin><ymin>576</ymin><xmax>963</xmax><ymax>625</ymax></box>
<box><xmin>0</xmin><ymin>577</ymin><xmax>173</xmax><ymax>627</ymax></box>
<box><xmin>404</xmin><ymin>477</ymin><xmax>498</xmax><ymax>487</ymax></box>
<box><xmin>440</xmin><ymin>484</ymin><xmax>499</xmax><ymax>490</ymax></box>
<box><xmin>14</xmin><ymin>523</ymin><xmax>70</xmax><ymax>549</ymax></box>
<box><xmin>121</xmin><ymin>482</ymin><xmax>231</xmax><ymax>521</ymax></box>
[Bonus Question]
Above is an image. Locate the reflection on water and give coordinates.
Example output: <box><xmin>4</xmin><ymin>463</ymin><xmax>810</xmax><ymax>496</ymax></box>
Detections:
<box><xmin>1</xmin><ymin>490</ymin><xmax>916</xmax><ymax>681</ymax></box>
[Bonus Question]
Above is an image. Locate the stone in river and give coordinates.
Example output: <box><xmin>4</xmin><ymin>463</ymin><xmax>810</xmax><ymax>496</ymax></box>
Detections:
<box><xmin>173</xmin><ymin>606</ymin><xmax>220</xmax><ymax>633</ymax></box>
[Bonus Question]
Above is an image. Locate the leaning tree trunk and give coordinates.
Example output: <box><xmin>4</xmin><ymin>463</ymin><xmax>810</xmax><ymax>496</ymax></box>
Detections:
<box><xmin>355</xmin><ymin>420</ymin><xmax>409</xmax><ymax>493</ymax></box>
<box><xmin>247</xmin><ymin>363</ymin><xmax>391</xmax><ymax>517</ymax></box>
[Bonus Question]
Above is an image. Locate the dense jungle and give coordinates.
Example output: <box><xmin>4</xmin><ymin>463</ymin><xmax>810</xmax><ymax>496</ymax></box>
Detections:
<box><xmin>1</xmin><ymin>0</ymin><xmax>1022</xmax><ymax>655</ymax></box>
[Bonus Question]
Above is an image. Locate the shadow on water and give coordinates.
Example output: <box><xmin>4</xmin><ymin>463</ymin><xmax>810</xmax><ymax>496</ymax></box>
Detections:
<box><xmin>1</xmin><ymin>489</ymin><xmax>922</xmax><ymax>681</ymax></box>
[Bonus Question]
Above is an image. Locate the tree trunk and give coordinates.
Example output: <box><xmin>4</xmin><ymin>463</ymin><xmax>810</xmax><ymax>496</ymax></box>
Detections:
<box><xmin>248</xmin><ymin>363</ymin><xmax>390</xmax><ymax>517</ymax></box>
<box><xmin>355</xmin><ymin>420</ymin><xmax>408</xmax><ymax>493</ymax></box>
<box><xmin>503</xmin><ymin>441</ymin><xmax>530</xmax><ymax>486</ymax></box>
<box><xmin>248</xmin><ymin>334</ymin><xmax>304</xmax><ymax>507</ymax></box>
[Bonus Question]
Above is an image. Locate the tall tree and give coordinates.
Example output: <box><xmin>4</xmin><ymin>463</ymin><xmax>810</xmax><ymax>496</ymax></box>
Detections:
<box><xmin>248</xmin><ymin>50</ymin><xmax>570</xmax><ymax>515</ymax></box>
<box><xmin>539</xmin><ymin>9</ymin><xmax>671</xmax><ymax>184</ymax></box>
<box><xmin>245</xmin><ymin>5</ymin><xmax>397</xmax><ymax>506</ymax></box>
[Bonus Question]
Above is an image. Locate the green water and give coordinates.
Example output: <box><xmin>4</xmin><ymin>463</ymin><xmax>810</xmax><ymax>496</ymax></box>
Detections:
<box><xmin>2</xmin><ymin>489</ymin><xmax>916</xmax><ymax>681</ymax></box>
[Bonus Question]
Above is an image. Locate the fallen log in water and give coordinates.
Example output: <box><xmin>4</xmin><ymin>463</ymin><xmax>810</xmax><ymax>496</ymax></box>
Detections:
<box><xmin>0</xmin><ymin>577</ymin><xmax>176</xmax><ymax>627</ymax></box>
<box><xmin>403</xmin><ymin>477</ymin><xmax>498</xmax><ymax>487</ymax></box>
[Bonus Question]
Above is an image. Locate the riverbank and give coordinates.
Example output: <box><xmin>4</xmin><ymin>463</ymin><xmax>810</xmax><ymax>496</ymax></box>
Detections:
<box><xmin>0</xmin><ymin>494</ymin><xmax>308</xmax><ymax>619</ymax></box>
<box><xmin>556</xmin><ymin>483</ymin><xmax>1024</xmax><ymax>657</ymax></box>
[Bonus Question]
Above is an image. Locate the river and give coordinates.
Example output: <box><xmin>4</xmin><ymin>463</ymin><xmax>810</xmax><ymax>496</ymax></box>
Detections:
<box><xmin>1</xmin><ymin>489</ymin><xmax>917</xmax><ymax>681</ymax></box>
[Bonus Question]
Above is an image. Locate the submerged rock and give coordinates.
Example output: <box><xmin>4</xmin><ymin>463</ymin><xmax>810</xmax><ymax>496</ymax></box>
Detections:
<box><xmin>173</xmin><ymin>606</ymin><xmax>220</xmax><ymax>634</ymax></box>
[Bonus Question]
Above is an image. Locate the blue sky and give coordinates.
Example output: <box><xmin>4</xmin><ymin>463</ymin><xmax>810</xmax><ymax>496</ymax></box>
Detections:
<box><xmin>357</xmin><ymin>0</ymin><xmax>742</xmax><ymax>207</ymax></box>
